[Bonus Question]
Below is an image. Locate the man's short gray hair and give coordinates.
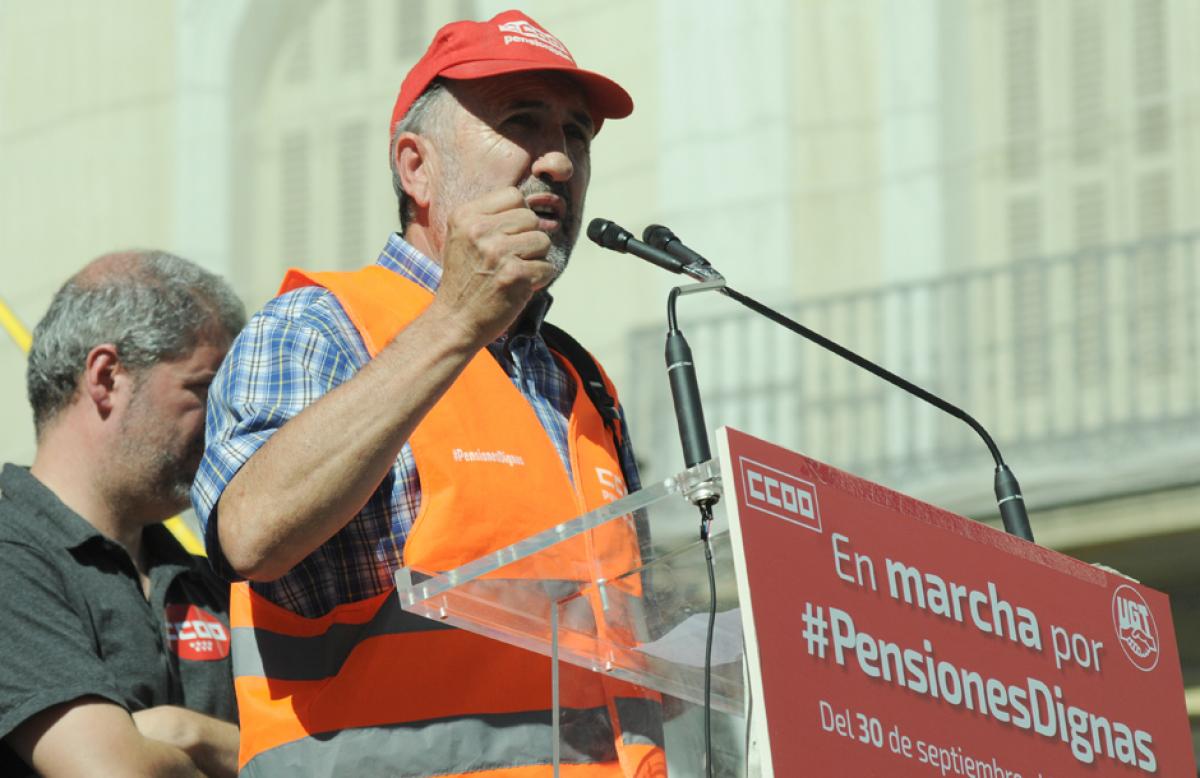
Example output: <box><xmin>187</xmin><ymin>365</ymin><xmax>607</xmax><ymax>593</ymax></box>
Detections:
<box><xmin>389</xmin><ymin>79</ymin><xmax>451</xmax><ymax>233</ymax></box>
<box><xmin>26</xmin><ymin>250</ymin><xmax>246</xmax><ymax>434</ymax></box>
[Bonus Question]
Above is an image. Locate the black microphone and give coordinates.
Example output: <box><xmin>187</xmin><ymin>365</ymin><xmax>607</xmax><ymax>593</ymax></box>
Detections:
<box><xmin>587</xmin><ymin>218</ymin><xmax>686</xmax><ymax>274</ymax></box>
<box><xmin>666</xmin><ymin>328</ymin><xmax>711</xmax><ymax>469</ymax></box>
<box><xmin>643</xmin><ymin>224</ymin><xmax>713</xmax><ymax>269</ymax></box>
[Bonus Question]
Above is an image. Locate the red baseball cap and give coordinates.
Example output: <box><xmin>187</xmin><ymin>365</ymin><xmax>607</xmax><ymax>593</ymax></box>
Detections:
<box><xmin>389</xmin><ymin>9</ymin><xmax>633</xmax><ymax>139</ymax></box>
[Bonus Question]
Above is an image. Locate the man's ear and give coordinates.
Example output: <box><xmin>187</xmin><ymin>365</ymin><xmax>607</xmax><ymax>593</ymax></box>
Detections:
<box><xmin>81</xmin><ymin>344</ymin><xmax>124</xmax><ymax>417</ymax></box>
<box><xmin>395</xmin><ymin>132</ymin><xmax>436</xmax><ymax>213</ymax></box>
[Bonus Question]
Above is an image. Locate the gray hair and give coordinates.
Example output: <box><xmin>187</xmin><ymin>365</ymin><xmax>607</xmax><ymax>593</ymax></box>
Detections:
<box><xmin>390</xmin><ymin>79</ymin><xmax>452</xmax><ymax>233</ymax></box>
<box><xmin>26</xmin><ymin>250</ymin><xmax>246</xmax><ymax>434</ymax></box>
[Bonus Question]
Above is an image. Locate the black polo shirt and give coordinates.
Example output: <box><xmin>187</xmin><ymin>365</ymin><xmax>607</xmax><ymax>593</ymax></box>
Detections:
<box><xmin>0</xmin><ymin>464</ymin><xmax>236</xmax><ymax>775</ymax></box>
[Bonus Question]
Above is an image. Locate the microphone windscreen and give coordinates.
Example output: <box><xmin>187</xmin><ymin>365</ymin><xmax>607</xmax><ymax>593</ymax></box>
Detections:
<box><xmin>586</xmin><ymin>218</ymin><xmax>609</xmax><ymax>246</ymax></box>
<box><xmin>642</xmin><ymin>224</ymin><xmax>676</xmax><ymax>249</ymax></box>
<box><xmin>587</xmin><ymin>218</ymin><xmax>632</xmax><ymax>251</ymax></box>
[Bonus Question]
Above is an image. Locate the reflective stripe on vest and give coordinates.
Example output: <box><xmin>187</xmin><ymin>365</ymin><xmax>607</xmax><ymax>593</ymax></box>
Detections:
<box><xmin>238</xmin><ymin>708</ymin><xmax>664</xmax><ymax>778</ymax></box>
<box><xmin>232</xmin><ymin>267</ymin><xmax>667</xmax><ymax>777</ymax></box>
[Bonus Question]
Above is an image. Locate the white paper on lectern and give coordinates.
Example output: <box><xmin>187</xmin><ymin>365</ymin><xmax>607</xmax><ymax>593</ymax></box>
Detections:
<box><xmin>632</xmin><ymin>608</ymin><xmax>744</xmax><ymax>667</ymax></box>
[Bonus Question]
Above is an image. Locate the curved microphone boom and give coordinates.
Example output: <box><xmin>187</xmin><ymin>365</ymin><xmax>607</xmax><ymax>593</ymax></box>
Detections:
<box><xmin>603</xmin><ymin>220</ymin><xmax>1037</xmax><ymax>542</ymax></box>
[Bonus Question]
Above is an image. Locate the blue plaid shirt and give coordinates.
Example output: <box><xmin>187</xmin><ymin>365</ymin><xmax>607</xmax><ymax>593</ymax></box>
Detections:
<box><xmin>192</xmin><ymin>234</ymin><xmax>639</xmax><ymax>617</ymax></box>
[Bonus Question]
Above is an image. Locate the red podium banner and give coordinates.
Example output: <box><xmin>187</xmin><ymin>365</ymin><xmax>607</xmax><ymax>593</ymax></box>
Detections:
<box><xmin>719</xmin><ymin>428</ymin><xmax>1195</xmax><ymax>777</ymax></box>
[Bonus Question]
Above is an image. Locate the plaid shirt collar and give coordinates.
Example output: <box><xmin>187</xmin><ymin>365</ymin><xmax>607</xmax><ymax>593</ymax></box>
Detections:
<box><xmin>378</xmin><ymin>233</ymin><xmax>553</xmax><ymax>340</ymax></box>
<box><xmin>378</xmin><ymin>232</ymin><xmax>442</xmax><ymax>293</ymax></box>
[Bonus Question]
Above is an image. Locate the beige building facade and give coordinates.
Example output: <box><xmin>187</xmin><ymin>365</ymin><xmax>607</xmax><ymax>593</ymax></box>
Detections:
<box><xmin>1</xmin><ymin>0</ymin><xmax>1197</xmax><ymax>762</ymax></box>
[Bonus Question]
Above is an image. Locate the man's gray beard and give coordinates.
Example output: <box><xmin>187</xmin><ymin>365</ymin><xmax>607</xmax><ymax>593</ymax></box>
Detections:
<box><xmin>544</xmin><ymin>240</ymin><xmax>570</xmax><ymax>276</ymax></box>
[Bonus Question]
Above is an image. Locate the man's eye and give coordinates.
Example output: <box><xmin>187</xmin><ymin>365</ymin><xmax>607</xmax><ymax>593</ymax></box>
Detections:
<box><xmin>565</xmin><ymin>125</ymin><xmax>592</xmax><ymax>147</ymax></box>
<box><xmin>504</xmin><ymin>113</ymin><xmax>537</xmax><ymax>129</ymax></box>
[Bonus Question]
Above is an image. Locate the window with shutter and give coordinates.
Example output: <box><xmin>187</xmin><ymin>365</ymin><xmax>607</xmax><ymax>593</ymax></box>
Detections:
<box><xmin>337</xmin><ymin>121</ymin><xmax>369</xmax><ymax>266</ymax></box>
<box><xmin>280</xmin><ymin>131</ymin><xmax>311</xmax><ymax>264</ymax></box>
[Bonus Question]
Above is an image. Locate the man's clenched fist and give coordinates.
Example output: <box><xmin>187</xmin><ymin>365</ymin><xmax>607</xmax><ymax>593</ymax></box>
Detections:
<box><xmin>429</xmin><ymin>187</ymin><xmax>559</xmax><ymax>350</ymax></box>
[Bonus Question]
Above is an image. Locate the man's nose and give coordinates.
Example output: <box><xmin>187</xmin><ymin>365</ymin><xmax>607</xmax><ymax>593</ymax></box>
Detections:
<box><xmin>532</xmin><ymin>149</ymin><xmax>573</xmax><ymax>183</ymax></box>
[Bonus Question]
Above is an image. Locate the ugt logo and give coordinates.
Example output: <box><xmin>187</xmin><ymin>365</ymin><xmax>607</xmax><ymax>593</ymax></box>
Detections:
<box><xmin>1111</xmin><ymin>584</ymin><xmax>1159</xmax><ymax>672</ymax></box>
<box><xmin>738</xmin><ymin>457</ymin><xmax>821</xmax><ymax>533</ymax></box>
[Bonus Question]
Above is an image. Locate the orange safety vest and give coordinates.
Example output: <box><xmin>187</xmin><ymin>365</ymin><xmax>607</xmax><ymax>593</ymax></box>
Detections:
<box><xmin>230</xmin><ymin>266</ymin><xmax>667</xmax><ymax>777</ymax></box>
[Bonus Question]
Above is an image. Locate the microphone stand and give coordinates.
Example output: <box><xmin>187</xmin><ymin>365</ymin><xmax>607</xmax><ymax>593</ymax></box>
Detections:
<box><xmin>713</xmin><ymin>285</ymin><xmax>1034</xmax><ymax>542</ymax></box>
<box><xmin>662</xmin><ymin>277</ymin><xmax>725</xmax><ymax>778</ymax></box>
<box><xmin>587</xmin><ymin>217</ymin><xmax>725</xmax><ymax>775</ymax></box>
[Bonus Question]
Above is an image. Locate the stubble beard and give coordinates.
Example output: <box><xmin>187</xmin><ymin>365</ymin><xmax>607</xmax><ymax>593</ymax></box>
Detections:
<box><xmin>116</xmin><ymin>394</ymin><xmax>202</xmax><ymax>519</ymax></box>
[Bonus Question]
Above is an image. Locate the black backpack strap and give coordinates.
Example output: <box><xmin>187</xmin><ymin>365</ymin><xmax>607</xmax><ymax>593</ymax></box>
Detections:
<box><xmin>542</xmin><ymin>324</ymin><xmax>650</xmax><ymax>551</ymax></box>
<box><xmin>541</xmin><ymin>322</ymin><xmax>622</xmax><ymax>445</ymax></box>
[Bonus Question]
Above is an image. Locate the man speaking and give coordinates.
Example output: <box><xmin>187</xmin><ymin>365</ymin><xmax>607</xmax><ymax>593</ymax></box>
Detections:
<box><xmin>194</xmin><ymin>10</ymin><xmax>666</xmax><ymax>776</ymax></box>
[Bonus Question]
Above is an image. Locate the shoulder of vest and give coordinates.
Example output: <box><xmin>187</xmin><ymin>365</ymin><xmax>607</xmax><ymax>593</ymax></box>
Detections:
<box><xmin>278</xmin><ymin>265</ymin><xmax>413</xmax><ymax>296</ymax></box>
<box><xmin>277</xmin><ymin>267</ymin><xmax>431</xmax><ymax>357</ymax></box>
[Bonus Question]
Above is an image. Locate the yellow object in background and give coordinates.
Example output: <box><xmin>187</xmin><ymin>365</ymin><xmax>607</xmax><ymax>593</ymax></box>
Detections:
<box><xmin>0</xmin><ymin>295</ymin><xmax>31</xmax><ymax>353</ymax></box>
<box><xmin>0</xmin><ymin>294</ymin><xmax>206</xmax><ymax>556</ymax></box>
<box><xmin>165</xmin><ymin>516</ymin><xmax>207</xmax><ymax>556</ymax></box>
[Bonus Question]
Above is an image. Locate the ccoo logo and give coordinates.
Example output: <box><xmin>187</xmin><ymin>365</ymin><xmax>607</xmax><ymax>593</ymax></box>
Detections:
<box><xmin>738</xmin><ymin>457</ymin><xmax>821</xmax><ymax>533</ymax></box>
<box><xmin>497</xmin><ymin>19</ymin><xmax>573</xmax><ymax>61</ymax></box>
<box><xmin>165</xmin><ymin>604</ymin><xmax>231</xmax><ymax>662</ymax></box>
<box><xmin>1111</xmin><ymin>584</ymin><xmax>1159</xmax><ymax>672</ymax></box>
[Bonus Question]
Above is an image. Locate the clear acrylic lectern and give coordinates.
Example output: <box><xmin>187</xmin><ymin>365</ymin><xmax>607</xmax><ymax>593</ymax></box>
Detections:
<box><xmin>394</xmin><ymin>460</ymin><xmax>755</xmax><ymax>775</ymax></box>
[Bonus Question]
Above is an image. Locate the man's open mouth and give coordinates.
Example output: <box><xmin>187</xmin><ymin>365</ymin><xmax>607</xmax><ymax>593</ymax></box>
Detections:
<box><xmin>526</xmin><ymin>193</ymin><xmax>567</xmax><ymax>231</ymax></box>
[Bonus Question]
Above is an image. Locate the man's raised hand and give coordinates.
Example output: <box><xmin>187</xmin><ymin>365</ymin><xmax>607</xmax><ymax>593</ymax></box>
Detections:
<box><xmin>431</xmin><ymin>187</ymin><xmax>559</xmax><ymax>350</ymax></box>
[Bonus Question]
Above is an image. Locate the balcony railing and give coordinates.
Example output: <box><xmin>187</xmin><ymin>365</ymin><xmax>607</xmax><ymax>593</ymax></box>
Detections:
<box><xmin>624</xmin><ymin>232</ymin><xmax>1200</xmax><ymax>511</ymax></box>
